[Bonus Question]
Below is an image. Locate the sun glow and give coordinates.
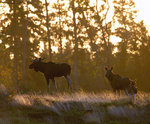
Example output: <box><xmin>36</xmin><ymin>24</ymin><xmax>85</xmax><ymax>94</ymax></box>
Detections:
<box><xmin>47</xmin><ymin>0</ymin><xmax>150</xmax><ymax>47</ymax></box>
<box><xmin>133</xmin><ymin>0</ymin><xmax>150</xmax><ymax>27</ymax></box>
<box><xmin>1</xmin><ymin>0</ymin><xmax>150</xmax><ymax>54</ymax></box>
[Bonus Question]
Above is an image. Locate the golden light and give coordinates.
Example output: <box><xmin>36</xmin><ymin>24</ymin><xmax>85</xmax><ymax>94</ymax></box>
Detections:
<box><xmin>1</xmin><ymin>0</ymin><xmax>150</xmax><ymax>53</ymax></box>
<box><xmin>133</xmin><ymin>0</ymin><xmax>150</xmax><ymax>27</ymax></box>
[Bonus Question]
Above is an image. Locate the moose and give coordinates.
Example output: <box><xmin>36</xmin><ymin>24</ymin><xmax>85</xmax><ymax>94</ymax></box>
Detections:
<box><xmin>105</xmin><ymin>67</ymin><xmax>137</xmax><ymax>98</ymax></box>
<box><xmin>29</xmin><ymin>58</ymin><xmax>72</xmax><ymax>92</ymax></box>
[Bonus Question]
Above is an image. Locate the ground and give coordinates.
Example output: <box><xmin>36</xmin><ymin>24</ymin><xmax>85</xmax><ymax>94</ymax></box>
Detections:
<box><xmin>0</xmin><ymin>87</ymin><xmax>150</xmax><ymax>124</ymax></box>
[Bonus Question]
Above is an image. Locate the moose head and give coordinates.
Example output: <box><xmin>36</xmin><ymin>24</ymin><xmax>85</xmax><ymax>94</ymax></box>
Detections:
<box><xmin>105</xmin><ymin>67</ymin><xmax>113</xmax><ymax>79</ymax></box>
<box><xmin>29</xmin><ymin>58</ymin><xmax>44</xmax><ymax>72</ymax></box>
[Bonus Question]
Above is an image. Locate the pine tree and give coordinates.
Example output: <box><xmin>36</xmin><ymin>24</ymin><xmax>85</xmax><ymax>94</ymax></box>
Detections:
<box><xmin>0</xmin><ymin>0</ymin><xmax>46</xmax><ymax>90</ymax></box>
<box><xmin>113</xmin><ymin>0</ymin><xmax>137</xmax><ymax>74</ymax></box>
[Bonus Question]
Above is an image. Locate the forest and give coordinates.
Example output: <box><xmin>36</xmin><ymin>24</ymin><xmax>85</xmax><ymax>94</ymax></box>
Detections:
<box><xmin>0</xmin><ymin>0</ymin><xmax>150</xmax><ymax>93</ymax></box>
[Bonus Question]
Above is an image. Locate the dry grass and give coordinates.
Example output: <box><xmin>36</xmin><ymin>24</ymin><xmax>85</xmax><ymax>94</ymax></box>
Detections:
<box><xmin>0</xmin><ymin>86</ymin><xmax>150</xmax><ymax>124</ymax></box>
<box><xmin>12</xmin><ymin>90</ymin><xmax>150</xmax><ymax>106</ymax></box>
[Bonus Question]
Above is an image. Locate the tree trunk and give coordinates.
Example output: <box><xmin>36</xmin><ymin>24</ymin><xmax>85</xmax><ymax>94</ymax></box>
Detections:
<box><xmin>22</xmin><ymin>2</ymin><xmax>29</xmax><ymax>87</ymax></box>
<box><xmin>13</xmin><ymin>0</ymin><xmax>18</xmax><ymax>91</ymax></box>
<box><xmin>72</xmin><ymin>0</ymin><xmax>78</xmax><ymax>89</ymax></box>
<box><xmin>95</xmin><ymin>0</ymin><xmax>112</xmax><ymax>88</ymax></box>
<box><xmin>58</xmin><ymin>0</ymin><xmax>63</xmax><ymax>57</ymax></box>
<box><xmin>96</xmin><ymin>0</ymin><xmax>111</xmax><ymax>65</ymax></box>
<box><xmin>45</xmin><ymin>0</ymin><xmax>52</xmax><ymax>61</ymax></box>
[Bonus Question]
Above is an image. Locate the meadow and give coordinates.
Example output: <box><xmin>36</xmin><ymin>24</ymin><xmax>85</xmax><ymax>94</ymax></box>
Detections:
<box><xmin>0</xmin><ymin>85</ymin><xmax>150</xmax><ymax>124</ymax></box>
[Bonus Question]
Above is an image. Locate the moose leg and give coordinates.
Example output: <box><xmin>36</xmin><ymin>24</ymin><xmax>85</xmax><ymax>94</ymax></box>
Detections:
<box><xmin>65</xmin><ymin>75</ymin><xmax>72</xmax><ymax>90</ymax></box>
<box><xmin>118</xmin><ymin>90</ymin><xmax>120</xmax><ymax>97</ymax></box>
<box><xmin>133</xmin><ymin>93</ymin><xmax>135</xmax><ymax>101</ymax></box>
<box><xmin>52</xmin><ymin>78</ymin><xmax>57</xmax><ymax>91</ymax></box>
<box><xmin>125</xmin><ymin>89</ymin><xmax>129</xmax><ymax>96</ymax></box>
<box><xmin>45</xmin><ymin>77</ymin><xmax>50</xmax><ymax>92</ymax></box>
<box><xmin>113</xmin><ymin>89</ymin><xmax>117</xmax><ymax>95</ymax></box>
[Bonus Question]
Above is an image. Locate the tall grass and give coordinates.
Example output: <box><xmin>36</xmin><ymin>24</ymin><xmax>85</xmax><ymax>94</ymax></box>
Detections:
<box><xmin>0</xmin><ymin>85</ymin><xmax>149</xmax><ymax>124</ymax></box>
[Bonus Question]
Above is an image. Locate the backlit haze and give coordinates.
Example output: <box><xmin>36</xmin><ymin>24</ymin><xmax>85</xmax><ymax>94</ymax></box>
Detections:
<box><xmin>45</xmin><ymin>0</ymin><xmax>150</xmax><ymax>27</ymax></box>
<box><xmin>43</xmin><ymin>0</ymin><xmax>150</xmax><ymax>52</ymax></box>
<box><xmin>0</xmin><ymin>0</ymin><xmax>150</xmax><ymax>53</ymax></box>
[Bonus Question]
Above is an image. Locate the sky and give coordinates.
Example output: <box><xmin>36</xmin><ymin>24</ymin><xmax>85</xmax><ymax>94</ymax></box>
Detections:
<box><xmin>133</xmin><ymin>0</ymin><xmax>150</xmax><ymax>27</ymax></box>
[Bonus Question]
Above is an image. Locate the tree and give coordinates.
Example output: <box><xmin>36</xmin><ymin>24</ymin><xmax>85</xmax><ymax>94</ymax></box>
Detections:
<box><xmin>13</xmin><ymin>0</ymin><xmax>18</xmax><ymax>91</ymax></box>
<box><xmin>45</xmin><ymin>0</ymin><xmax>52</xmax><ymax>61</ymax></box>
<box><xmin>72</xmin><ymin>0</ymin><xmax>78</xmax><ymax>89</ymax></box>
<box><xmin>0</xmin><ymin>0</ymin><xmax>46</xmax><ymax>90</ymax></box>
<box><xmin>22</xmin><ymin>1</ymin><xmax>29</xmax><ymax>86</ymax></box>
<box><xmin>131</xmin><ymin>21</ymin><xmax>150</xmax><ymax>91</ymax></box>
<box><xmin>113</xmin><ymin>0</ymin><xmax>137</xmax><ymax>74</ymax></box>
<box><xmin>49</xmin><ymin>0</ymin><xmax>68</xmax><ymax>60</ymax></box>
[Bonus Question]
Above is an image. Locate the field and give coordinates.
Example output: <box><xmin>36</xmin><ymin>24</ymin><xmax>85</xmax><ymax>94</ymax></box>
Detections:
<box><xmin>0</xmin><ymin>86</ymin><xmax>150</xmax><ymax>124</ymax></box>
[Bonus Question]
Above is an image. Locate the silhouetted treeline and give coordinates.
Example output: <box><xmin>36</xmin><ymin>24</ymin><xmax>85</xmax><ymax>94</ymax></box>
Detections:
<box><xmin>0</xmin><ymin>0</ymin><xmax>150</xmax><ymax>92</ymax></box>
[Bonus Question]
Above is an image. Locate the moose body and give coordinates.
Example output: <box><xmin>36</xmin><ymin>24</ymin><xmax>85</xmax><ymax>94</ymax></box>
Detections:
<box><xmin>105</xmin><ymin>67</ymin><xmax>137</xmax><ymax>97</ymax></box>
<box><xmin>29</xmin><ymin>58</ymin><xmax>72</xmax><ymax>92</ymax></box>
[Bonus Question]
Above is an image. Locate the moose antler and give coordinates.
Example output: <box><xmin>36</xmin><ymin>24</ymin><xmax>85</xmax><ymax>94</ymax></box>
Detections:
<box><xmin>39</xmin><ymin>57</ymin><xmax>45</xmax><ymax>61</ymax></box>
<box><xmin>31</xmin><ymin>57</ymin><xmax>45</xmax><ymax>63</ymax></box>
<box><xmin>31</xmin><ymin>57</ymin><xmax>39</xmax><ymax>62</ymax></box>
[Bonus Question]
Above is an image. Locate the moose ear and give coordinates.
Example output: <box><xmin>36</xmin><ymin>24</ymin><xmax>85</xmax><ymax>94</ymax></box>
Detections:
<box><xmin>110</xmin><ymin>67</ymin><xmax>113</xmax><ymax>71</ymax></box>
<box><xmin>39</xmin><ymin>58</ymin><xmax>45</xmax><ymax>61</ymax></box>
<box><xmin>39</xmin><ymin>58</ymin><xmax>41</xmax><ymax>61</ymax></box>
<box><xmin>133</xmin><ymin>79</ymin><xmax>137</xmax><ymax>85</ymax></box>
<box><xmin>105</xmin><ymin>67</ymin><xmax>108</xmax><ymax>70</ymax></box>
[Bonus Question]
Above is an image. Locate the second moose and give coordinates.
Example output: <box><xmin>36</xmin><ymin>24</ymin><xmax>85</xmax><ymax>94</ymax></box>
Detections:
<box><xmin>105</xmin><ymin>67</ymin><xmax>137</xmax><ymax>98</ymax></box>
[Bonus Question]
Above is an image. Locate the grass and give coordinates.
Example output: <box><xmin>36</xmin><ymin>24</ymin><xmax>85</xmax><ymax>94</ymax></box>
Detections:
<box><xmin>0</xmin><ymin>86</ymin><xmax>150</xmax><ymax>124</ymax></box>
